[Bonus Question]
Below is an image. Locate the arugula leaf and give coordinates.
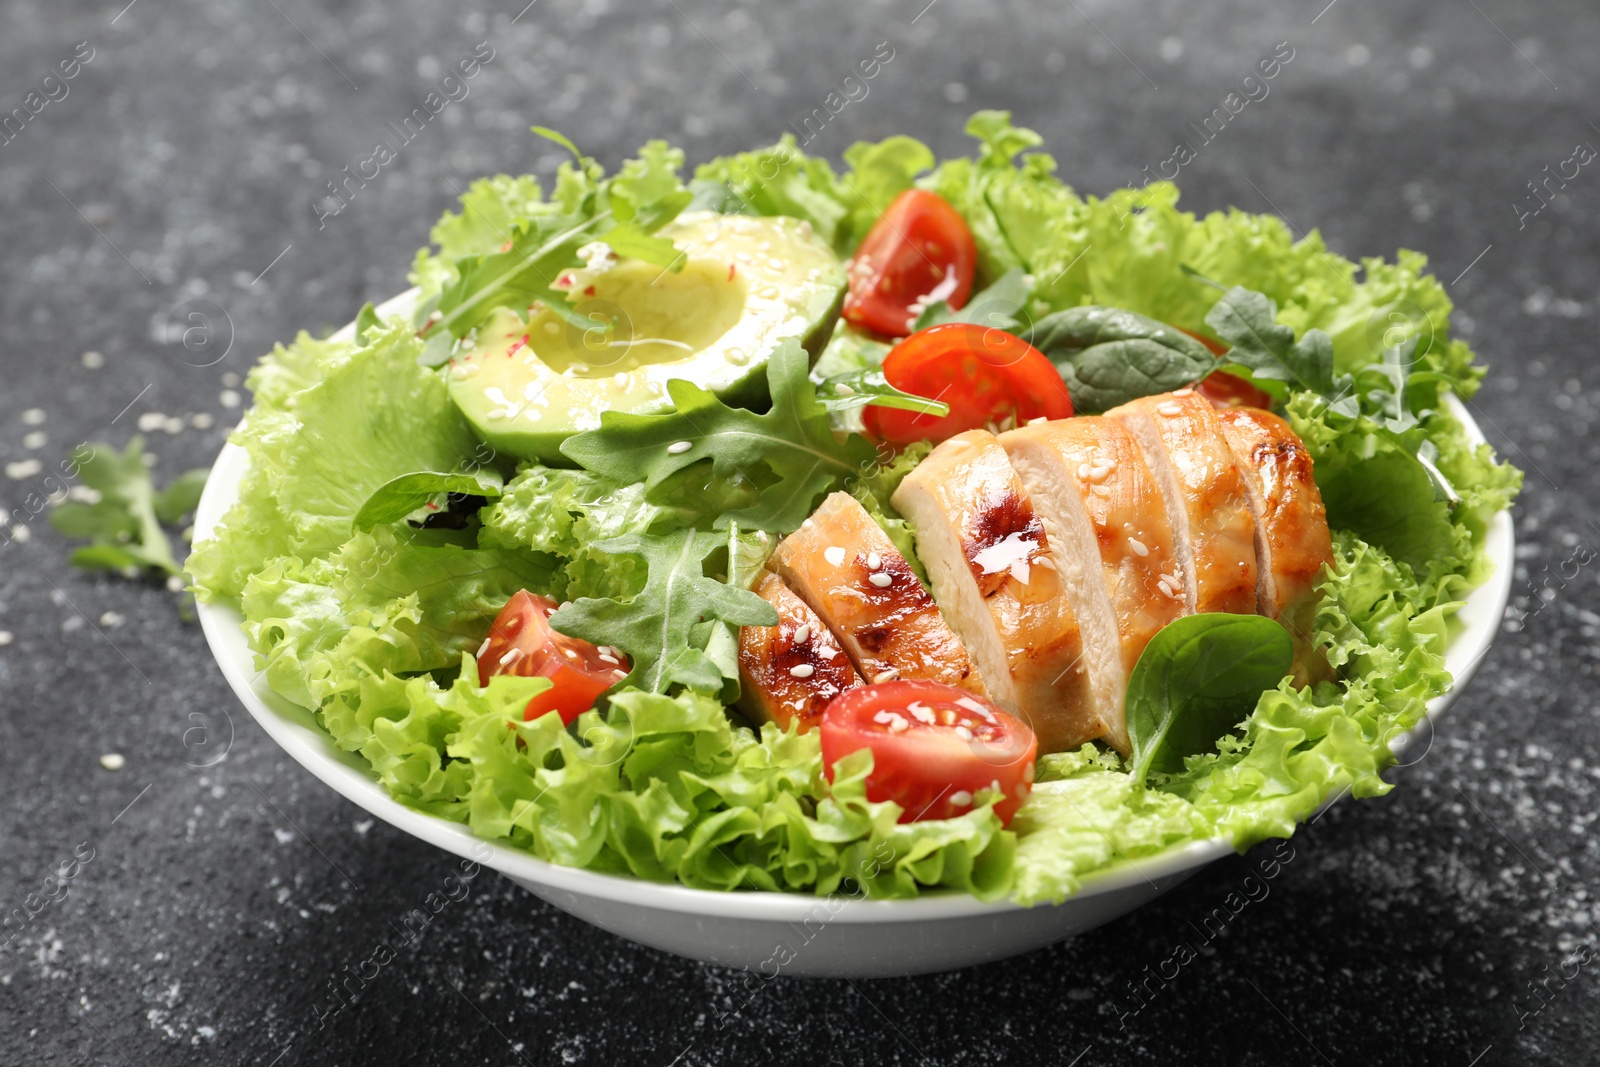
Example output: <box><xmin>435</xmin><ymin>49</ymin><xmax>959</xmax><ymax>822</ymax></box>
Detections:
<box><xmin>1125</xmin><ymin>613</ymin><xmax>1293</xmax><ymax>784</ymax></box>
<box><xmin>818</xmin><ymin>368</ymin><xmax>951</xmax><ymax>432</ymax></box>
<box><xmin>549</xmin><ymin>527</ymin><xmax>778</xmax><ymax>693</ymax></box>
<box><xmin>911</xmin><ymin>267</ymin><xmax>1031</xmax><ymax>332</ymax></box>
<box><xmin>1028</xmin><ymin>305</ymin><xmax>1217</xmax><ymax>413</ymax></box>
<box><xmin>352</xmin><ymin>468</ymin><xmax>504</xmax><ymax>530</ymax></box>
<box><xmin>561</xmin><ymin>340</ymin><xmax>874</xmax><ymax>533</ymax></box>
<box><xmin>432</xmin><ymin>131</ymin><xmax>692</xmax><ymax>341</ymax></box>
<box><xmin>1205</xmin><ymin>286</ymin><xmax>1349</xmax><ymax>402</ymax></box>
<box><xmin>50</xmin><ymin>437</ymin><xmax>208</xmax><ymax>576</ymax></box>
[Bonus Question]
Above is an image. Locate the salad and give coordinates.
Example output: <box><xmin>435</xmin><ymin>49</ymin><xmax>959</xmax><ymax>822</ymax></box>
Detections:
<box><xmin>189</xmin><ymin>113</ymin><xmax>1520</xmax><ymax>904</ymax></box>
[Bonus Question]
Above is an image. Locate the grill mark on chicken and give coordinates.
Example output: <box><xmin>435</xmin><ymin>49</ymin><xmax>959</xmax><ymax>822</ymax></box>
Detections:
<box><xmin>964</xmin><ymin>488</ymin><xmax>1047</xmax><ymax>598</ymax></box>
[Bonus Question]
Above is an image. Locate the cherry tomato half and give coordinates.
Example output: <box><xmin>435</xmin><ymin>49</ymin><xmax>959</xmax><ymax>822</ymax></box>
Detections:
<box><xmin>820</xmin><ymin>681</ymin><xmax>1037</xmax><ymax>827</ymax></box>
<box><xmin>863</xmin><ymin>323</ymin><xmax>1074</xmax><ymax>445</ymax></box>
<box><xmin>1176</xmin><ymin>326</ymin><xmax>1276</xmax><ymax>409</ymax></box>
<box><xmin>477</xmin><ymin>591</ymin><xmax>629</xmax><ymax>725</ymax></box>
<box><xmin>843</xmin><ymin>190</ymin><xmax>977</xmax><ymax>338</ymax></box>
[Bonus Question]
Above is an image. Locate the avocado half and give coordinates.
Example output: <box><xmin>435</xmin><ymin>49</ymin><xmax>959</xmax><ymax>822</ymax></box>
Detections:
<box><xmin>446</xmin><ymin>211</ymin><xmax>846</xmax><ymax>463</ymax></box>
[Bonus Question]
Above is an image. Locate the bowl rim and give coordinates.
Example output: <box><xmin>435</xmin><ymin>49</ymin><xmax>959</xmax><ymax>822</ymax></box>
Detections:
<box><xmin>192</xmin><ymin>290</ymin><xmax>1514</xmax><ymax>923</ymax></box>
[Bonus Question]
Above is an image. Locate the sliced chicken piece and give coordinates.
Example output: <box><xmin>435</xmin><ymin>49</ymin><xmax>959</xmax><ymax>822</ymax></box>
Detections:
<box><xmin>1108</xmin><ymin>390</ymin><xmax>1260</xmax><ymax>617</ymax></box>
<box><xmin>999</xmin><ymin>417</ymin><xmax>1186</xmax><ymax>755</ymax></box>
<box><xmin>1216</xmin><ymin>407</ymin><xmax>1335</xmax><ymax>683</ymax></box>
<box><xmin>891</xmin><ymin>430</ymin><xmax>1100</xmax><ymax>754</ymax></box>
<box><xmin>736</xmin><ymin>571</ymin><xmax>861</xmax><ymax>733</ymax></box>
<box><xmin>772</xmin><ymin>491</ymin><xmax>986</xmax><ymax>695</ymax></box>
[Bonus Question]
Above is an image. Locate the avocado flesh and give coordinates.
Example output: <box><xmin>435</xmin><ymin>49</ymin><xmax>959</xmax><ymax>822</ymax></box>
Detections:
<box><xmin>447</xmin><ymin>211</ymin><xmax>846</xmax><ymax>463</ymax></box>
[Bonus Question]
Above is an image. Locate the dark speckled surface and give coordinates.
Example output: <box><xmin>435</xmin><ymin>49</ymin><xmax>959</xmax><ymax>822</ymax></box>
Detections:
<box><xmin>2</xmin><ymin>1</ymin><xmax>1598</xmax><ymax>1064</ymax></box>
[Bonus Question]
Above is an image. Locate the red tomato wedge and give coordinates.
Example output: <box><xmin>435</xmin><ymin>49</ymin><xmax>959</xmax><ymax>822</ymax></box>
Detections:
<box><xmin>843</xmin><ymin>190</ymin><xmax>977</xmax><ymax>337</ymax></box>
<box><xmin>1175</xmin><ymin>326</ymin><xmax>1276</xmax><ymax>409</ymax></box>
<box><xmin>863</xmin><ymin>323</ymin><xmax>1074</xmax><ymax>445</ymax></box>
<box><xmin>477</xmin><ymin>591</ymin><xmax>629</xmax><ymax>725</ymax></box>
<box><xmin>820</xmin><ymin>681</ymin><xmax>1037</xmax><ymax>827</ymax></box>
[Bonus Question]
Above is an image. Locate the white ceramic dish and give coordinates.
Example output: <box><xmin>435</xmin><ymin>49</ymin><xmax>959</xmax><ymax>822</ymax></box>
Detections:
<box><xmin>193</xmin><ymin>292</ymin><xmax>1514</xmax><ymax>977</ymax></box>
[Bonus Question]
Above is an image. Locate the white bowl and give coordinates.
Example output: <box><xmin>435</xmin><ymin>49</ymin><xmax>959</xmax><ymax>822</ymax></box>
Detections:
<box><xmin>194</xmin><ymin>293</ymin><xmax>1513</xmax><ymax>977</ymax></box>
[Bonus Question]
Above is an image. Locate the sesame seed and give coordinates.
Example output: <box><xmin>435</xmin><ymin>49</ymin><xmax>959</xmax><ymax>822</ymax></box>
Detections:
<box><xmin>835</xmin><ymin>383</ymin><xmax>855</xmax><ymax>396</ymax></box>
<box><xmin>0</xmin><ymin>630</ymin><xmax>11</xmax><ymax>645</ymax></box>
<box><xmin>137</xmin><ymin>412</ymin><xmax>164</xmax><ymax>432</ymax></box>
<box><xmin>99</xmin><ymin>753</ymin><xmax>125</xmax><ymax>771</ymax></box>
<box><xmin>1157</xmin><ymin>401</ymin><xmax>1182</xmax><ymax>416</ymax></box>
<box><xmin>1129</xmin><ymin>538</ymin><xmax>1149</xmax><ymax>557</ymax></box>
<box><xmin>667</xmin><ymin>440</ymin><xmax>693</xmax><ymax>455</ymax></box>
<box><xmin>872</xmin><ymin>668</ymin><xmax>900</xmax><ymax>683</ymax></box>
<box><xmin>191</xmin><ymin>412</ymin><xmax>214</xmax><ymax>430</ymax></box>
<box><xmin>955</xmin><ymin>725</ymin><xmax>974</xmax><ymax>741</ymax></box>
<box><xmin>81</xmin><ymin>351</ymin><xmax>104</xmax><ymax>369</ymax></box>
<box><xmin>166</xmin><ymin>575</ymin><xmax>186</xmax><ymax>592</ymax></box>
<box><xmin>21</xmin><ymin>408</ymin><xmax>45</xmax><ymax>426</ymax></box>
<box><xmin>789</xmin><ymin>664</ymin><xmax>815</xmax><ymax>679</ymax></box>
<box><xmin>598</xmin><ymin>652</ymin><xmax>619</xmax><ymax>665</ymax></box>
<box><xmin>613</xmin><ymin>372</ymin><xmax>629</xmax><ymax>388</ymax></box>
<box><xmin>949</xmin><ymin>790</ymin><xmax>973</xmax><ymax>807</ymax></box>
<box><xmin>220</xmin><ymin>389</ymin><xmax>241</xmax><ymax>408</ymax></box>
<box><xmin>1027</xmin><ymin>416</ymin><xmax>1049</xmax><ymax>425</ymax></box>
<box><xmin>1036</xmin><ymin>556</ymin><xmax>1056</xmax><ymax>571</ymax></box>
<box><xmin>865</xmin><ymin>552</ymin><xmax>882</xmax><ymax>570</ymax></box>
<box><xmin>5</xmin><ymin>460</ymin><xmax>41</xmax><ymax>480</ymax></box>
<box><xmin>99</xmin><ymin>611</ymin><xmax>123</xmax><ymax>628</ymax></box>
<box><xmin>613</xmin><ymin>668</ymin><xmax>628</xmax><ymax>679</ymax></box>
<box><xmin>1173</xmin><ymin>387</ymin><xmax>1194</xmax><ymax>398</ymax></box>
<box><xmin>1087</xmin><ymin>464</ymin><xmax>1113</xmax><ymax>482</ymax></box>
<box><xmin>868</xmin><ymin>572</ymin><xmax>893</xmax><ymax>588</ymax></box>
<box><xmin>498</xmin><ymin>647</ymin><xmax>524</xmax><ymax>667</ymax></box>
<box><xmin>1076</xmin><ymin>462</ymin><xmax>1091</xmax><ymax>480</ymax></box>
<box><xmin>10</xmin><ymin>525</ymin><xmax>28</xmax><ymax>544</ymax></box>
<box><xmin>161</xmin><ymin>416</ymin><xmax>184</xmax><ymax>435</ymax></box>
<box><xmin>563</xmin><ymin>648</ymin><xmax>578</xmax><ymax>660</ymax></box>
<box><xmin>824</xmin><ymin>546</ymin><xmax>846</xmax><ymax>566</ymax></box>
<box><xmin>1157</xmin><ymin>578</ymin><xmax>1175</xmax><ymax>598</ymax></box>
<box><xmin>793</xmin><ymin>624</ymin><xmax>811</xmax><ymax>643</ymax></box>
<box><xmin>1092</xmin><ymin>484</ymin><xmax>1111</xmax><ymax>497</ymax></box>
<box><xmin>221</xmin><ymin>372</ymin><xmax>240</xmax><ymax>387</ymax></box>
<box><xmin>22</xmin><ymin>431</ymin><xmax>45</xmax><ymax>449</ymax></box>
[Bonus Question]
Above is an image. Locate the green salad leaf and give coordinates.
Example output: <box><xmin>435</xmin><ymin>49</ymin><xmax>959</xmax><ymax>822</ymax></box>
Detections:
<box><xmin>561</xmin><ymin>339</ymin><xmax>874</xmax><ymax>533</ymax></box>
<box><xmin>353</xmin><ymin>469</ymin><xmax>505</xmax><ymax>531</ymax></box>
<box><xmin>547</xmin><ymin>528</ymin><xmax>778</xmax><ymax>694</ymax></box>
<box><xmin>51</xmin><ymin>437</ymin><xmax>208</xmax><ymax>576</ymax></box>
<box><xmin>1125</xmin><ymin>614</ymin><xmax>1293</xmax><ymax>783</ymax></box>
<box><xmin>1029</xmin><ymin>305</ymin><xmax>1219</xmax><ymax>413</ymax></box>
<box><xmin>1205</xmin><ymin>286</ymin><xmax>1351</xmax><ymax>408</ymax></box>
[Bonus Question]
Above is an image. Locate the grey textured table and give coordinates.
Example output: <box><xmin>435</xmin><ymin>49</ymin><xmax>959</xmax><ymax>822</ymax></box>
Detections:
<box><xmin>2</xmin><ymin>1</ymin><xmax>1596</xmax><ymax>1064</ymax></box>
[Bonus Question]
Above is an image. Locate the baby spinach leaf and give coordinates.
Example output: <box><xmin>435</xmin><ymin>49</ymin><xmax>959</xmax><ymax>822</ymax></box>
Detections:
<box><xmin>1126</xmin><ymin>613</ymin><xmax>1293</xmax><ymax>784</ymax></box>
<box><xmin>549</xmin><ymin>527</ymin><xmax>778</xmax><ymax>693</ymax></box>
<box><xmin>352</xmin><ymin>468</ymin><xmax>505</xmax><ymax>530</ymax></box>
<box><xmin>1029</xmin><ymin>305</ymin><xmax>1217</xmax><ymax>413</ymax></box>
<box><xmin>560</xmin><ymin>339</ymin><xmax>875</xmax><ymax>533</ymax></box>
<box><xmin>1205</xmin><ymin>286</ymin><xmax>1346</xmax><ymax>400</ymax></box>
<box><xmin>912</xmin><ymin>267</ymin><xmax>1031</xmax><ymax>332</ymax></box>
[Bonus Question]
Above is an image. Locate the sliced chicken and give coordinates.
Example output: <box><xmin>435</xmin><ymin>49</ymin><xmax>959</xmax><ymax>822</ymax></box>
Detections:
<box><xmin>736</xmin><ymin>571</ymin><xmax>861</xmax><ymax>732</ymax></box>
<box><xmin>999</xmin><ymin>417</ymin><xmax>1186</xmax><ymax>755</ymax></box>
<box><xmin>771</xmin><ymin>491</ymin><xmax>986</xmax><ymax>695</ymax></box>
<box><xmin>1108</xmin><ymin>390</ymin><xmax>1260</xmax><ymax>617</ymax></box>
<box><xmin>1216</xmin><ymin>407</ymin><xmax>1335</xmax><ymax>682</ymax></box>
<box><xmin>890</xmin><ymin>430</ymin><xmax>1101</xmax><ymax>754</ymax></box>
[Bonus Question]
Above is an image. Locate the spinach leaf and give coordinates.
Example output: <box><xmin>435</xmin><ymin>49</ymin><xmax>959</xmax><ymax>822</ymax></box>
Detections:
<box><xmin>1204</xmin><ymin>286</ymin><xmax>1352</xmax><ymax>408</ymax></box>
<box><xmin>1125</xmin><ymin>613</ymin><xmax>1293</xmax><ymax>783</ymax></box>
<box><xmin>352</xmin><ymin>468</ymin><xmax>504</xmax><ymax>530</ymax></box>
<box><xmin>1028</xmin><ymin>305</ymin><xmax>1218</xmax><ymax>413</ymax></box>
<box><xmin>911</xmin><ymin>267</ymin><xmax>1031</xmax><ymax>332</ymax></box>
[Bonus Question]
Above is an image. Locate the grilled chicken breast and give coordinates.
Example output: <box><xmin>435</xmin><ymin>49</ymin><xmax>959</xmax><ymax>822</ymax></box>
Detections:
<box><xmin>1216</xmin><ymin>406</ymin><xmax>1334</xmax><ymax>683</ymax></box>
<box><xmin>736</xmin><ymin>571</ymin><xmax>861</xmax><ymax>732</ymax></box>
<box><xmin>999</xmin><ymin>417</ymin><xmax>1185</xmax><ymax>754</ymax></box>
<box><xmin>771</xmin><ymin>491</ymin><xmax>986</xmax><ymax>694</ymax></box>
<box><xmin>1108</xmin><ymin>390</ymin><xmax>1260</xmax><ymax>617</ymax></box>
<box><xmin>891</xmin><ymin>430</ymin><xmax>1101</xmax><ymax>754</ymax></box>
